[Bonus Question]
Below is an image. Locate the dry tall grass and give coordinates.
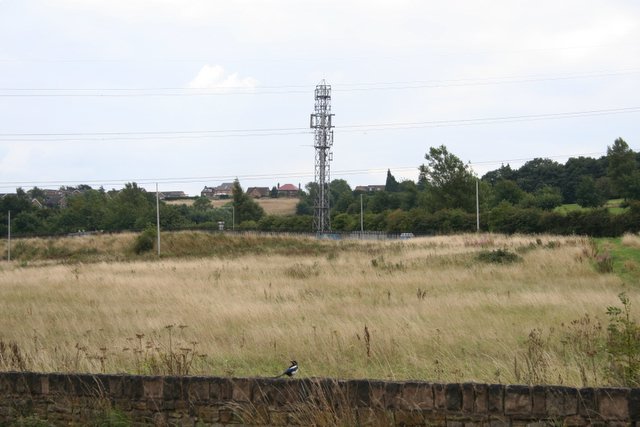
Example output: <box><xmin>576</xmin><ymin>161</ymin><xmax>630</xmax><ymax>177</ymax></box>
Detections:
<box><xmin>0</xmin><ymin>233</ymin><xmax>632</xmax><ymax>386</ymax></box>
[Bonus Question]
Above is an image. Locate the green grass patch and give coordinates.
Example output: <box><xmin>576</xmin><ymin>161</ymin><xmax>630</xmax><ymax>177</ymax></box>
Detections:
<box><xmin>605</xmin><ymin>199</ymin><xmax>628</xmax><ymax>215</ymax></box>
<box><xmin>555</xmin><ymin>199</ymin><xmax>628</xmax><ymax>215</ymax></box>
<box><xmin>595</xmin><ymin>237</ymin><xmax>640</xmax><ymax>284</ymax></box>
<box><xmin>554</xmin><ymin>203</ymin><xmax>585</xmax><ymax>215</ymax></box>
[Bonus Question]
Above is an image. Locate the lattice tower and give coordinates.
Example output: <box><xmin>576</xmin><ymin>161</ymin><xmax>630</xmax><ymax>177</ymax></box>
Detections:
<box><xmin>310</xmin><ymin>80</ymin><xmax>334</xmax><ymax>233</ymax></box>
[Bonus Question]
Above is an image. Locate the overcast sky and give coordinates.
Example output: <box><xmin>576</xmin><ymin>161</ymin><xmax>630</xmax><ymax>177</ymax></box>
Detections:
<box><xmin>1</xmin><ymin>0</ymin><xmax>639</xmax><ymax>196</ymax></box>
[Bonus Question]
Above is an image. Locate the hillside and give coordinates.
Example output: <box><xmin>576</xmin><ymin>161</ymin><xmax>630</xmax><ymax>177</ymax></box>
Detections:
<box><xmin>167</xmin><ymin>197</ymin><xmax>298</xmax><ymax>216</ymax></box>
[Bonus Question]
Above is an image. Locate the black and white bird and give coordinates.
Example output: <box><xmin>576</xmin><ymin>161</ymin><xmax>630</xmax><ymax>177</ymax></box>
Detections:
<box><xmin>276</xmin><ymin>360</ymin><xmax>298</xmax><ymax>378</ymax></box>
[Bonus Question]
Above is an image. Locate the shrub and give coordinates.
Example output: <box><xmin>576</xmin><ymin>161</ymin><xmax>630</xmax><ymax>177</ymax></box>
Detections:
<box><xmin>133</xmin><ymin>227</ymin><xmax>156</xmax><ymax>254</ymax></box>
<box><xmin>476</xmin><ymin>248</ymin><xmax>522</xmax><ymax>264</ymax></box>
<box><xmin>606</xmin><ymin>293</ymin><xmax>640</xmax><ymax>386</ymax></box>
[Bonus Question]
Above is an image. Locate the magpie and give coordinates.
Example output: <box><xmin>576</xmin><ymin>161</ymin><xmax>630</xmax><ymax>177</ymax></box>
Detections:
<box><xmin>276</xmin><ymin>360</ymin><xmax>298</xmax><ymax>378</ymax></box>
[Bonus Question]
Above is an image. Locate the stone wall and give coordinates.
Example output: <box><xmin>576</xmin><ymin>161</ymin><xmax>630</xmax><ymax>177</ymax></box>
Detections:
<box><xmin>0</xmin><ymin>372</ymin><xmax>639</xmax><ymax>426</ymax></box>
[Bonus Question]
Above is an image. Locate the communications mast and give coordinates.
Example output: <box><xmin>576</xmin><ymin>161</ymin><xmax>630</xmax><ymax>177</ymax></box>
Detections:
<box><xmin>310</xmin><ymin>80</ymin><xmax>334</xmax><ymax>233</ymax></box>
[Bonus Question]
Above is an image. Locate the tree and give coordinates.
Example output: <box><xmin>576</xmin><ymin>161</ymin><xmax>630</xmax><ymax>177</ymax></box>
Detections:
<box><xmin>562</xmin><ymin>156</ymin><xmax>606</xmax><ymax>203</ymax></box>
<box><xmin>516</xmin><ymin>158</ymin><xmax>564</xmax><ymax>194</ymax></box>
<box><xmin>232</xmin><ymin>179</ymin><xmax>265</xmax><ymax>223</ymax></box>
<box><xmin>104</xmin><ymin>182</ymin><xmax>156</xmax><ymax>230</ymax></box>
<box><xmin>330</xmin><ymin>179</ymin><xmax>353</xmax><ymax>214</ymax></box>
<box><xmin>418</xmin><ymin>145</ymin><xmax>476</xmax><ymax>212</ymax></box>
<box><xmin>608</xmin><ymin>138</ymin><xmax>639</xmax><ymax>199</ymax></box>
<box><xmin>532</xmin><ymin>185</ymin><xmax>563</xmax><ymax>210</ymax></box>
<box><xmin>385</xmin><ymin>169</ymin><xmax>400</xmax><ymax>192</ymax></box>
<box><xmin>491</xmin><ymin>179</ymin><xmax>526</xmax><ymax>207</ymax></box>
<box><xmin>482</xmin><ymin>164</ymin><xmax>516</xmax><ymax>186</ymax></box>
<box><xmin>576</xmin><ymin>176</ymin><xmax>605</xmax><ymax>208</ymax></box>
<box><xmin>192</xmin><ymin>196</ymin><xmax>212</xmax><ymax>211</ymax></box>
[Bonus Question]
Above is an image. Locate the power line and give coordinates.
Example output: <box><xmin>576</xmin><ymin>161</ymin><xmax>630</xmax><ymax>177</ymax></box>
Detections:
<box><xmin>0</xmin><ymin>151</ymin><xmax>610</xmax><ymax>191</ymax></box>
<box><xmin>1</xmin><ymin>106</ymin><xmax>638</xmax><ymax>142</ymax></box>
<box><xmin>1</xmin><ymin>68</ymin><xmax>639</xmax><ymax>97</ymax></box>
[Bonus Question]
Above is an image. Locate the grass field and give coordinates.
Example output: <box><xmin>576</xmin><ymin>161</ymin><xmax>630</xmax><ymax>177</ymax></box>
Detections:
<box><xmin>167</xmin><ymin>197</ymin><xmax>299</xmax><ymax>216</ymax></box>
<box><xmin>0</xmin><ymin>232</ymin><xmax>638</xmax><ymax>386</ymax></box>
<box><xmin>554</xmin><ymin>198</ymin><xmax>627</xmax><ymax>215</ymax></box>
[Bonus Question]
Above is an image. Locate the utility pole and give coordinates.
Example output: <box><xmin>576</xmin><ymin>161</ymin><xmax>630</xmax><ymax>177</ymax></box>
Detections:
<box><xmin>156</xmin><ymin>183</ymin><xmax>161</xmax><ymax>256</ymax></box>
<box><xmin>360</xmin><ymin>194</ymin><xmax>364</xmax><ymax>233</ymax></box>
<box><xmin>7</xmin><ymin>210</ymin><xmax>10</xmax><ymax>261</ymax></box>
<box><xmin>310</xmin><ymin>80</ymin><xmax>334</xmax><ymax>233</ymax></box>
<box><xmin>476</xmin><ymin>179</ymin><xmax>480</xmax><ymax>232</ymax></box>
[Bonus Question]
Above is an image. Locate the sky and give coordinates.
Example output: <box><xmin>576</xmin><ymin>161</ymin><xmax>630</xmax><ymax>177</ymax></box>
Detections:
<box><xmin>1</xmin><ymin>0</ymin><xmax>639</xmax><ymax>196</ymax></box>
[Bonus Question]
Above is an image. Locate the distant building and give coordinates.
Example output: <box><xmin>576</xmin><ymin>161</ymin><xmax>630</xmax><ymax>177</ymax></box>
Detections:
<box><xmin>277</xmin><ymin>183</ymin><xmax>300</xmax><ymax>198</ymax></box>
<box><xmin>201</xmin><ymin>183</ymin><xmax>234</xmax><ymax>199</ymax></box>
<box><xmin>246</xmin><ymin>187</ymin><xmax>270</xmax><ymax>198</ymax></box>
<box><xmin>153</xmin><ymin>191</ymin><xmax>188</xmax><ymax>200</ymax></box>
<box><xmin>354</xmin><ymin>185</ymin><xmax>386</xmax><ymax>193</ymax></box>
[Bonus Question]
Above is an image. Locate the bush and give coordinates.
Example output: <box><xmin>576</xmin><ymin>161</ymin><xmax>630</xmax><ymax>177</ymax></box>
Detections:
<box><xmin>606</xmin><ymin>293</ymin><xmax>640</xmax><ymax>386</ymax></box>
<box><xmin>133</xmin><ymin>227</ymin><xmax>156</xmax><ymax>254</ymax></box>
<box><xmin>476</xmin><ymin>248</ymin><xmax>522</xmax><ymax>264</ymax></box>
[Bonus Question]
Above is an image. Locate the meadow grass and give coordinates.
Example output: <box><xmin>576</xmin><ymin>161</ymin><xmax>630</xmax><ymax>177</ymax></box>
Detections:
<box><xmin>0</xmin><ymin>232</ymin><xmax>635</xmax><ymax>386</ymax></box>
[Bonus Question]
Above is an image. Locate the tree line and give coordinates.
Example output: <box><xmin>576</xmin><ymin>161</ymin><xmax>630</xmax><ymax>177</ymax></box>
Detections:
<box><xmin>1</xmin><ymin>138</ymin><xmax>639</xmax><ymax>237</ymax></box>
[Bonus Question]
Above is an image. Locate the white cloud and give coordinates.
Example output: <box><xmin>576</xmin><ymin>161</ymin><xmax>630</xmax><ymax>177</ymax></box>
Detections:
<box><xmin>187</xmin><ymin>65</ymin><xmax>258</xmax><ymax>90</ymax></box>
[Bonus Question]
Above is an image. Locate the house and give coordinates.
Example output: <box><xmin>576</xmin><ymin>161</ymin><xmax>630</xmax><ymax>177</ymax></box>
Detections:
<box><xmin>153</xmin><ymin>191</ymin><xmax>187</xmax><ymax>200</ymax></box>
<box><xmin>277</xmin><ymin>183</ymin><xmax>300</xmax><ymax>198</ymax></box>
<box><xmin>201</xmin><ymin>183</ymin><xmax>234</xmax><ymax>199</ymax></box>
<box><xmin>246</xmin><ymin>187</ymin><xmax>270</xmax><ymax>198</ymax></box>
<box><xmin>354</xmin><ymin>185</ymin><xmax>386</xmax><ymax>193</ymax></box>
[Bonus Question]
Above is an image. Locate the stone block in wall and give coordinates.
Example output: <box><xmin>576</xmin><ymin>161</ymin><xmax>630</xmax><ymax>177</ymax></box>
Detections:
<box><xmin>504</xmin><ymin>385</ymin><xmax>532</xmax><ymax>416</ymax></box>
<box><xmin>369</xmin><ymin>380</ymin><xmax>387</xmax><ymax>409</ymax></box>
<box><xmin>185</xmin><ymin>376</ymin><xmax>210</xmax><ymax>402</ymax></box>
<box><xmin>162</xmin><ymin>376</ymin><xmax>185</xmax><ymax>401</ymax></box>
<box><xmin>107</xmin><ymin>375</ymin><xmax>124</xmax><ymax>397</ymax></box>
<box><xmin>394</xmin><ymin>409</ymin><xmax>425</xmax><ymax>426</ymax></box>
<box><xmin>269</xmin><ymin>410</ymin><xmax>289</xmax><ymax>426</ymax></box>
<box><xmin>356</xmin><ymin>407</ymin><xmax>394</xmax><ymax>426</ymax></box>
<box><xmin>384</xmin><ymin>381</ymin><xmax>405</xmax><ymax>409</ymax></box>
<box><xmin>487</xmin><ymin>384</ymin><xmax>504</xmax><ymax>414</ymax></box>
<box><xmin>531</xmin><ymin>385</ymin><xmax>546</xmax><ymax>417</ymax></box>
<box><xmin>143</xmin><ymin>376</ymin><xmax>164</xmax><ymax>399</ymax></box>
<box><xmin>629</xmin><ymin>388</ymin><xmax>640</xmax><ymax>421</ymax></box>
<box><xmin>577</xmin><ymin>387</ymin><xmax>597</xmax><ymax>418</ymax></box>
<box><xmin>461</xmin><ymin>383</ymin><xmax>474</xmax><ymax>413</ymax></box>
<box><xmin>400</xmin><ymin>381</ymin><xmax>433</xmax><ymax>410</ymax></box>
<box><xmin>120</xmin><ymin>375</ymin><xmax>144</xmax><ymax>400</ymax></box>
<box><xmin>209</xmin><ymin>377</ymin><xmax>232</xmax><ymax>402</ymax></box>
<box><xmin>311</xmin><ymin>378</ymin><xmax>353</xmax><ymax>412</ymax></box>
<box><xmin>193</xmin><ymin>404</ymin><xmax>220</xmax><ymax>423</ymax></box>
<box><xmin>231</xmin><ymin>377</ymin><xmax>252</xmax><ymax>402</ymax></box>
<box><xmin>546</xmin><ymin>386</ymin><xmax>577</xmax><ymax>416</ymax></box>
<box><xmin>445</xmin><ymin>384</ymin><xmax>462</xmax><ymax>412</ymax></box>
<box><xmin>342</xmin><ymin>379</ymin><xmax>371</xmax><ymax>407</ymax></box>
<box><xmin>434</xmin><ymin>383</ymin><xmax>446</xmax><ymax>410</ymax></box>
<box><xmin>562</xmin><ymin>414</ymin><xmax>587</xmax><ymax>426</ymax></box>
<box><xmin>287</xmin><ymin>378</ymin><xmax>316</xmax><ymax>405</ymax></box>
<box><xmin>252</xmin><ymin>378</ymin><xmax>284</xmax><ymax>407</ymax></box>
<box><xmin>473</xmin><ymin>383</ymin><xmax>488</xmax><ymax>414</ymax></box>
<box><xmin>596</xmin><ymin>388</ymin><xmax>629</xmax><ymax>421</ymax></box>
<box><xmin>47</xmin><ymin>373</ymin><xmax>73</xmax><ymax>395</ymax></box>
<box><xmin>488</xmin><ymin>416</ymin><xmax>509</xmax><ymax>427</ymax></box>
<box><xmin>75</xmin><ymin>374</ymin><xmax>108</xmax><ymax>397</ymax></box>
<box><xmin>11</xmin><ymin>372</ymin><xmax>42</xmax><ymax>394</ymax></box>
